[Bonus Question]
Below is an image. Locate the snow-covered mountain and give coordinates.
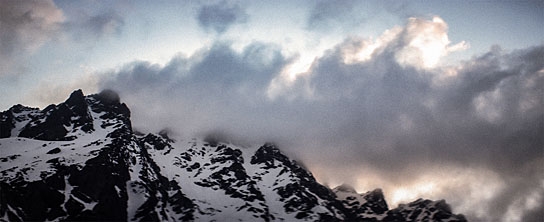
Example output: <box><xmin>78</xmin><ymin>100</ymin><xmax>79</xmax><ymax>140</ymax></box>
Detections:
<box><xmin>0</xmin><ymin>90</ymin><xmax>467</xmax><ymax>221</ymax></box>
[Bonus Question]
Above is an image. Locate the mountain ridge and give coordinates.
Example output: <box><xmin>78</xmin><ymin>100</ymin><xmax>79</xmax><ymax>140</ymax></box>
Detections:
<box><xmin>0</xmin><ymin>89</ymin><xmax>467</xmax><ymax>221</ymax></box>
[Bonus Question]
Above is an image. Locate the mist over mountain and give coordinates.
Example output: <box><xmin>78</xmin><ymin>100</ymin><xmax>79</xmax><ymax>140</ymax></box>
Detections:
<box><xmin>1</xmin><ymin>0</ymin><xmax>542</xmax><ymax>221</ymax></box>
<box><xmin>0</xmin><ymin>90</ymin><xmax>467</xmax><ymax>221</ymax></box>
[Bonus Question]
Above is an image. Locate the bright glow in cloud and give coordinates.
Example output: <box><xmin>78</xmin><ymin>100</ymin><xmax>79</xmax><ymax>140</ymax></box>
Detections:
<box><xmin>342</xmin><ymin>27</ymin><xmax>402</xmax><ymax>64</ymax></box>
<box><xmin>391</xmin><ymin>182</ymin><xmax>436</xmax><ymax>205</ymax></box>
<box><xmin>267</xmin><ymin>54</ymin><xmax>315</xmax><ymax>100</ymax></box>
<box><xmin>348</xmin><ymin>165</ymin><xmax>507</xmax><ymax>219</ymax></box>
<box><xmin>395</xmin><ymin>17</ymin><xmax>468</xmax><ymax>69</ymax></box>
<box><xmin>339</xmin><ymin>16</ymin><xmax>469</xmax><ymax>70</ymax></box>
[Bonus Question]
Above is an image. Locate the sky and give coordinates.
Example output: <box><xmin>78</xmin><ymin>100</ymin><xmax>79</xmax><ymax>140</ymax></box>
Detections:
<box><xmin>0</xmin><ymin>0</ymin><xmax>543</xmax><ymax>221</ymax></box>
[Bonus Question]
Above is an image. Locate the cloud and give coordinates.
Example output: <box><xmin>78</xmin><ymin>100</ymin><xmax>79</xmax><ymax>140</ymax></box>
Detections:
<box><xmin>99</xmin><ymin>42</ymin><xmax>289</xmax><ymax>139</ymax></box>
<box><xmin>306</xmin><ymin>0</ymin><xmax>411</xmax><ymax>33</ymax></box>
<box><xmin>0</xmin><ymin>0</ymin><xmax>127</xmax><ymax>77</ymax></box>
<box><xmin>196</xmin><ymin>1</ymin><xmax>248</xmax><ymax>34</ymax></box>
<box><xmin>26</xmin><ymin>71</ymin><xmax>101</xmax><ymax>108</ymax></box>
<box><xmin>334</xmin><ymin>16</ymin><xmax>468</xmax><ymax>69</ymax></box>
<box><xmin>306</xmin><ymin>0</ymin><xmax>360</xmax><ymax>31</ymax></box>
<box><xmin>96</xmin><ymin>17</ymin><xmax>543</xmax><ymax>221</ymax></box>
<box><xmin>0</xmin><ymin>0</ymin><xmax>64</xmax><ymax>75</ymax></box>
<box><xmin>65</xmin><ymin>9</ymin><xmax>125</xmax><ymax>41</ymax></box>
<box><xmin>82</xmin><ymin>10</ymin><xmax>125</xmax><ymax>38</ymax></box>
<box><xmin>394</xmin><ymin>17</ymin><xmax>469</xmax><ymax>68</ymax></box>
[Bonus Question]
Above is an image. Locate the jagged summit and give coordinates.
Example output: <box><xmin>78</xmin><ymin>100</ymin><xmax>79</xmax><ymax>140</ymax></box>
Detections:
<box><xmin>0</xmin><ymin>90</ymin><xmax>467</xmax><ymax>221</ymax></box>
<box><xmin>0</xmin><ymin>89</ymin><xmax>130</xmax><ymax>141</ymax></box>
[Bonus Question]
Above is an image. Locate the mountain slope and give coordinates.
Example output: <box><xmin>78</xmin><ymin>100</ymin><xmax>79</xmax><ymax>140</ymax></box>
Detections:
<box><xmin>0</xmin><ymin>89</ymin><xmax>466</xmax><ymax>221</ymax></box>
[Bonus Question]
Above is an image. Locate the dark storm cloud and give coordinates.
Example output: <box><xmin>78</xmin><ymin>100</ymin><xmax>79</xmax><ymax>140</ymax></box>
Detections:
<box><xmin>196</xmin><ymin>1</ymin><xmax>248</xmax><ymax>34</ymax></box>
<box><xmin>98</xmin><ymin>24</ymin><xmax>543</xmax><ymax>221</ymax></box>
<box><xmin>0</xmin><ymin>0</ymin><xmax>64</xmax><ymax>75</ymax></box>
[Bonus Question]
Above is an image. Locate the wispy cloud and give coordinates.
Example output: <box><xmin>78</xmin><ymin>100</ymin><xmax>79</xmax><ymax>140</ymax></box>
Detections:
<box><xmin>306</xmin><ymin>0</ymin><xmax>366</xmax><ymax>32</ymax></box>
<box><xmin>0</xmin><ymin>0</ymin><xmax>64</xmax><ymax>76</ymax></box>
<box><xmin>66</xmin><ymin>10</ymin><xmax>125</xmax><ymax>41</ymax></box>
<box><xmin>0</xmin><ymin>0</ymin><xmax>129</xmax><ymax>77</ymax></box>
<box><xmin>196</xmin><ymin>1</ymin><xmax>248</xmax><ymax>34</ymax></box>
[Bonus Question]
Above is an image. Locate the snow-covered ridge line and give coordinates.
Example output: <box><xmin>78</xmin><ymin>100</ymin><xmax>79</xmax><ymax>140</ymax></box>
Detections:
<box><xmin>0</xmin><ymin>89</ymin><xmax>467</xmax><ymax>221</ymax></box>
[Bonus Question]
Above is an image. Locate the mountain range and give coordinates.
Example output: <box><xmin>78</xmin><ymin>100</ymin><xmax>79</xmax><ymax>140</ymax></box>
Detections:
<box><xmin>0</xmin><ymin>89</ymin><xmax>467</xmax><ymax>221</ymax></box>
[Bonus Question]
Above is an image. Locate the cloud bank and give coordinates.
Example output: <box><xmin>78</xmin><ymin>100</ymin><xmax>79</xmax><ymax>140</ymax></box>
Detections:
<box><xmin>97</xmin><ymin>16</ymin><xmax>544</xmax><ymax>221</ymax></box>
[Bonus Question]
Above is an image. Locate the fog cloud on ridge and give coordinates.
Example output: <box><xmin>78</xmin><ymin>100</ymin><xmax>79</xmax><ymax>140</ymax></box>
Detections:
<box><xmin>97</xmin><ymin>17</ymin><xmax>544</xmax><ymax>221</ymax></box>
<box><xmin>0</xmin><ymin>1</ymin><xmax>539</xmax><ymax>221</ymax></box>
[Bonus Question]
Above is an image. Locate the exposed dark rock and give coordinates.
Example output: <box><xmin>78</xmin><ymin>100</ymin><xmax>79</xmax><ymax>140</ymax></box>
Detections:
<box><xmin>383</xmin><ymin>199</ymin><xmax>467</xmax><ymax>222</ymax></box>
<box><xmin>251</xmin><ymin>143</ymin><xmax>347</xmax><ymax>221</ymax></box>
<box><xmin>0</xmin><ymin>104</ymin><xmax>40</xmax><ymax>138</ymax></box>
<box><xmin>0</xmin><ymin>110</ymin><xmax>14</xmax><ymax>138</ymax></box>
<box><xmin>0</xmin><ymin>180</ymin><xmax>65</xmax><ymax>221</ymax></box>
<box><xmin>364</xmin><ymin>189</ymin><xmax>388</xmax><ymax>214</ymax></box>
<box><xmin>46</xmin><ymin>147</ymin><xmax>61</xmax><ymax>154</ymax></box>
<box><xmin>140</xmin><ymin>133</ymin><xmax>172</xmax><ymax>151</ymax></box>
<box><xmin>18</xmin><ymin>90</ymin><xmax>94</xmax><ymax>141</ymax></box>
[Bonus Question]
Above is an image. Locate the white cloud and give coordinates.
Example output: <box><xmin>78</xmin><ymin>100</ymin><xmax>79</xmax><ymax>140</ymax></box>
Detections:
<box><xmin>394</xmin><ymin>17</ymin><xmax>468</xmax><ymax>69</ymax></box>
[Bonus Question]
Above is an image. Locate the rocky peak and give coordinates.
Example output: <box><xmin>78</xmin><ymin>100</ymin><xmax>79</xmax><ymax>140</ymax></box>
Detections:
<box><xmin>65</xmin><ymin>89</ymin><xmax>86</xmax><ymax>107</ymax></box>
<box><xmin>363</xmin><ymin>189</ymin><xmax>388</xmax><ymax>215</ymax></box>
<box><xmin>0</xmin><ymin>89</ymin><xmax>132</xmax><ymax>141</ymax></box>
<box><xmin>250</xmin><ymin>143</ymin><xmax>291</xmax><ymax>168</ymax></box>
<box><xmin>65</xmin><ymin>90</ymin><xmax>93</xmax><ymax>131</ymax></box>
<box><xmin>334</xmin><ymin>184</ymin><xmax>389</xmax><ymax>220</ymax></box>
<box><xmin>88</xmin><ymin>90</ymin><xmax>130</xmax><ymax>123</ymax></box>
<box><xmin>17</xmin><ymin>90</ymin><xmax>93</xmax><ymax>141</ymax></box>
